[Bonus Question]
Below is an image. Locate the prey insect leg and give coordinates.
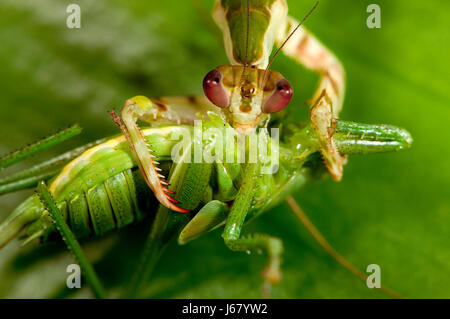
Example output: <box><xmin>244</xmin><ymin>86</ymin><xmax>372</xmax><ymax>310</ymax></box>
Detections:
<box><xmin>36</xmin><ymin>181</ymin><xmax>106</xmax><ymax>299</ymax></box>
<box><xmin>278</xmin><ymin>18</ymin><xmax>346</xmax><ymax>180</ymax></box>
<box><xmin>222</xmin><ymin>163</ymin><xmax>284</xmax><ymax>287</ymax></box>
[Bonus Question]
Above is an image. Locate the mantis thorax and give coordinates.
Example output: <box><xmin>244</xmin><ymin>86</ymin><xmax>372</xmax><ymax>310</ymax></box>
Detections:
<box><xmin>213</xmin><ymin>0</ymin><xmax>288</xmax><ymax>68</ymax></box>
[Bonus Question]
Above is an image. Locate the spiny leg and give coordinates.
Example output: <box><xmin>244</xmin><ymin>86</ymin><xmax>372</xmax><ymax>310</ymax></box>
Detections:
<box><xmin>222</xmin><ymin>163</ymin><xmax>284</xmax><ymax>288</ymax></box>
<box><xmin>36</xmin><ymin>181</ymin><xmax>106</xmax><ymax>299</ymax></box>
<box><xmin>125</xmin><ymin>146</ymin><xmax>212</xmax><ymax>298</ymax></box>
<box><xmin>0</xmin><ymin>124</ymin><xmax>82</xmax><ymax>171</ymax></box>
<box><xmin>0</xmin><ymin>125</ymin><xmax>86</xmax><ymax>196</ymax></box>
<box><xmin>0</xmin><ymin>136</ymin><xmax>107</xmax><ymax>186</ymax></box>
<box><xmin>0</xmin><ymin>137</ymin><xmax>107</xmax><ymax>196</ymax></box>
<box><xmin>111</xmin><ymin>95</ymin><xmax>217</xmax><ymax>212</ymax></box>
<box><xmin>279</xmin><ymin>19</ymin><xmax>346</xmax><ymax>180</ymax></box>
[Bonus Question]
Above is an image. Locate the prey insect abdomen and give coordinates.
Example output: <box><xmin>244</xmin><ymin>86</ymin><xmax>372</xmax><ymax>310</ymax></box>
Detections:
<box><xmin>24</xmin><ymin>168</ymin><xmax>156</xmax><ymax>242</ymax></box>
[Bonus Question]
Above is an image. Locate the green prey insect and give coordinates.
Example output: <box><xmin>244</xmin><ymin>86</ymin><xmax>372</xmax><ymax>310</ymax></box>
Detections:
<box><xmin>0</xmin><ymin>0</ymin><xmax>413</xmax><ymax>298</ymax></box>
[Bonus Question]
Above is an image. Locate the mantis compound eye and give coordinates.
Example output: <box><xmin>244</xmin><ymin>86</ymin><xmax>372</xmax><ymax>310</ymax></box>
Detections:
<box><xmin>262</xmin><ymin>78</ymin><xmax>293</xmax><ymax>113</ymax></box>
<box><xmin>203</xmin><ymin>69</ymin><xmax>230</xmax><ymax>108</ymax></box>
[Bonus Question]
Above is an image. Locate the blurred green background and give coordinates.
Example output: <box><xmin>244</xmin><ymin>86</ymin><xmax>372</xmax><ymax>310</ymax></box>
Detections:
<box><xmin>0</xmin><ymin>0</ymin><xmax>448</xmax><ymax>298</ymax></box>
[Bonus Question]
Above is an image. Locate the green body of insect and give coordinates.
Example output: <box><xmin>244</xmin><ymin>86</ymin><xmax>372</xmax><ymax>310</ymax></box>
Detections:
<box><xmin>0</xmin><ymin>116</ymin><xmax>412</xmax><ymax>292</ymax></box>
<box><xmin>0</xmin><ymin>0</ymin><xmax>413</xmax><ymax>298</ymax></box>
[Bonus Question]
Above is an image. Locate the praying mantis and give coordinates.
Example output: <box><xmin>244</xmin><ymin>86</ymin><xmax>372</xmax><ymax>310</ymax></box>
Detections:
<box><xmin>0</xmin><ymin>0</ymin><xmax>412</xmax><ymax>298</ymax></box>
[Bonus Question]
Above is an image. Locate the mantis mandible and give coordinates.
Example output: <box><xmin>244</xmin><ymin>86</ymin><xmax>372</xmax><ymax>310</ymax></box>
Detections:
<box><xmin>0</xmin><ymin>0</ymin><xmax>412</xmax><ymax>298</ymax></box>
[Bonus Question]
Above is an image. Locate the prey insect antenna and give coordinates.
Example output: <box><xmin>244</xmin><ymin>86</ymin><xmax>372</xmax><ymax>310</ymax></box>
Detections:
<box><xmin>261</xmin><ymin>1</ymin><xmax>319</xmax><ymax>89</ymax></box>
<box><xmin>285</xmin><ymin>195</ymin><xmax>404</xmax><ymax>299</ymax></box>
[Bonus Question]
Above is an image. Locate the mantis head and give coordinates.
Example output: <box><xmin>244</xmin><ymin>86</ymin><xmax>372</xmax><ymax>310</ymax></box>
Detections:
<box><xmin>204</xmin><ymin>0</ymin><xmax>319</xmax><ymax>134</ymax></box>
<box><xmin>203</xmin><ymin>65</ymin><xmax>293</xmax><ymax>134</ymax></box>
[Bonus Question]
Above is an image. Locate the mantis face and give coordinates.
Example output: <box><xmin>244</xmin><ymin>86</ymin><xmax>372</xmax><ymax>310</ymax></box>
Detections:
<box><xmin>203</xmin><ymin>65</ymin><xmax>293</xmax><ymax>134</ymax></box>
<box><xmin>206</xmin><ymin>1</ymin><xmax>292</xmax><ymax>134</ymax></box>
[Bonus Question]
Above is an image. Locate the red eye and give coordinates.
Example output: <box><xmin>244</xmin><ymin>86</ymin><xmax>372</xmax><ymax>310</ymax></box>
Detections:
<box><xmin>262</xmin><ymin>78</ymin><xmax>293</xmax><ymax>113</ymax></box>
<box><xmin>203</xmin><ymin>69</ymin><xmax>230</xmax><ymax>108</ymax></box>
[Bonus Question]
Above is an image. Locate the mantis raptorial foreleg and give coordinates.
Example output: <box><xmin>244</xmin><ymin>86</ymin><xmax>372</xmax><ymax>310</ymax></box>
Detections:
<box><xmin>125</xmin><ymin>136</ymin><xmax>213</xmax><ymax>297</ymax></box>
<box><xmin>113</xmin><ymin>95</ymin><xmax>218</xmax><ymax>212</ymax></box>
<box><xmin>278</xmin><ymin>18</ymin><xmax>346</xmax><ymax>181</ymax></box>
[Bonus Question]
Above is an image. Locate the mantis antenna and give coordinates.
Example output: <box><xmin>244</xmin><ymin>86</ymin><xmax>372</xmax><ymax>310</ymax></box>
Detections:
<box><xmin>239</xmin><ymin>0</ymin><xmax>251</xmax><ymax>86</ymax></box>
<box><xmin>261</xmin><ymin>1</ymin><xmax>320</xmax><ymax>89</ymax></box>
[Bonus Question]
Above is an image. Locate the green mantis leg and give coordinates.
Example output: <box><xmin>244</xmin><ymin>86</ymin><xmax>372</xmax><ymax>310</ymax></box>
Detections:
<box><xmin>222</xmin><ymin>162</ymin><xmax>284</xmax><ymax>285</ymax></box>
<box><xmin>36</xmin><ymin>181</ymin><xmax>106</xmax><ymax>299</ymax></box>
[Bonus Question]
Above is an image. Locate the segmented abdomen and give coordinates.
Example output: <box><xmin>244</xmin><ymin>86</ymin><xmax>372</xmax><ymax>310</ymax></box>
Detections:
<box><xmin>64</xmin><ymin>168</ymin><xmax>153</xmax><ymax>238</ymax></box>
<box><xmin>22</xmin><ymin>167</ymin><xmax>157</xmax><ymax>243</ymax></box>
